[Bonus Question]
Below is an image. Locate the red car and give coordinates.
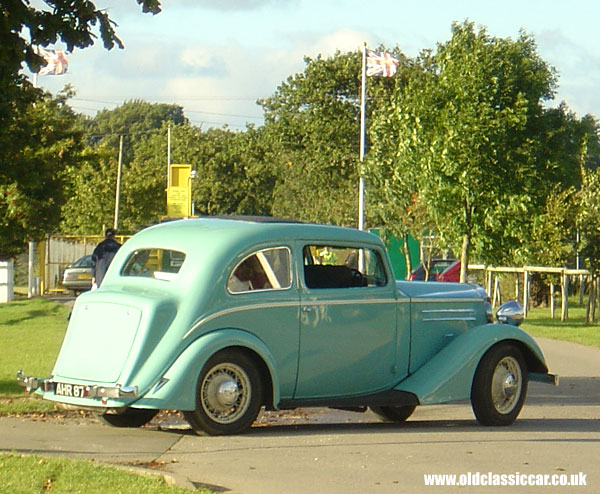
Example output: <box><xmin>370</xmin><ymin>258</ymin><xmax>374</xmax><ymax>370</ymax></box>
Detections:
<box><xmin>436</xmin><ymin>259</ymin><xmax>461</xmax><ymax>282</ymax></box>
<box><xmin>409</xmin><ymin>259</ymin><xmax>460</xmax><ymax>282</ymax></box>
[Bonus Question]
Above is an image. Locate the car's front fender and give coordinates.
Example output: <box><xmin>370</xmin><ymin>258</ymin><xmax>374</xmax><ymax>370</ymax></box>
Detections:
<box><xmin>395</xmin><ymin>324</ymin><xmax>550</xmax><ymax>405</ymax></box>
<box><xmin>134</xmin><ymin>328</ymin><xmax>281</xmax><ymax>411</ymax></box>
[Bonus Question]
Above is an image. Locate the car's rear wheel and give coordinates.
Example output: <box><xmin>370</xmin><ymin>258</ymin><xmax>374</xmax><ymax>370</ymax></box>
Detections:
<box><xmin>370</xmin><ymin>405</ymin><xmax>416</xmax><ymax>423</ymax></box>
<box><xmin>184</xmin><ymin>350</ymin><xmax>263</xmax><ymax>436</ymax></box>
<box><xmin>471</xmin><ymin>343</ymin><xmax>528</xmax><ymax>426</ymax></box>
<box><xmin>99</xmin><ymin>408</ymin><xmax>158</xmax><ymax>428</ymax></box>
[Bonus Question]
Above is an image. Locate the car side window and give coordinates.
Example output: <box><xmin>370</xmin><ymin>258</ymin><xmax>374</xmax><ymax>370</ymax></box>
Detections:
<box><xmin>303</xmin><ymin>245</ymin><xmax>388</xmax><ymax>289</ymax></box>
<box><xmin>228</xmin><ymin>247</ymin><xmax>292</xmax><ymax>294</ymax></box>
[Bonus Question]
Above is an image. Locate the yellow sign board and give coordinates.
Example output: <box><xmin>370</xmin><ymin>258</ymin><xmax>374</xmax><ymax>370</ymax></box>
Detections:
<box><xmin>167</xmin><ymin>164</ymin><xmax>192</xmax><ymax>218</ymax></box>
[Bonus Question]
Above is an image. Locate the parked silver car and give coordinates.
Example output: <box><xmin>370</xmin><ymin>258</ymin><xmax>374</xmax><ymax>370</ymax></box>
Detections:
<box><xmin>62</xmin><ymin>255</ymin><xmax>93</xmax><ymax>294</ymax></box>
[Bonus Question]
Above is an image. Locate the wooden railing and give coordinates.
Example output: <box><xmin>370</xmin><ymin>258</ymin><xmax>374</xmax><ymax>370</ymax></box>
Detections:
<box><xmin>468</xmin><ymin>264</ymin><xmax>594</xmax><ymax>322</ymax></box>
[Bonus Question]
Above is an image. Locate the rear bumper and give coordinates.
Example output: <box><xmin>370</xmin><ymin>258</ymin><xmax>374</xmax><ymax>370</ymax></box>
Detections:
<box><xmin>16</xmin><ymin>370</ymin><xmax>138</xmax><ymax>399</ymax></box>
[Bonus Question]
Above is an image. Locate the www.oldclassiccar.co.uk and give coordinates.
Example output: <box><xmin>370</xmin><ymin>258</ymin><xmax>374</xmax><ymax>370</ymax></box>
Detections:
<box><xmin>424</xmin><ymin>471</ymin><xmax>587</xmax><ymax>487</ymax></box>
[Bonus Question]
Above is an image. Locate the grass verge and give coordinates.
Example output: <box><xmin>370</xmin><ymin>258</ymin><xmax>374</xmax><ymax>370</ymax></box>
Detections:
<box><xmin>0</xmin><ymin>453</ymin><xmax>212</xmax><ymax>494</ymax></box>
<box><xmin>520</xmin><ymin>304</ymin><xmax>600</xmax><ymax>348</ymax></box>
<box><xmin>0</xmin><ymin>298</ymin><xmax>70</xmax><ymax>415</ymax></box>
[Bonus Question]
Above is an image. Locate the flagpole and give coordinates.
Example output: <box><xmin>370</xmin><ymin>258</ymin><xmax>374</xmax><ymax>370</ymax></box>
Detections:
<box><xmin>358</xmin><ymin>43</ymin><xmax>367</xmax><ymax>231</ymax></box>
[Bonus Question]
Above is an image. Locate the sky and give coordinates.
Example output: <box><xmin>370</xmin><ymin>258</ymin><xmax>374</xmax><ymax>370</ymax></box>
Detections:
<box><xmin>31</xmin><ymin>0</ymin><xmax>600</xmax><ymax>129</ymax></box>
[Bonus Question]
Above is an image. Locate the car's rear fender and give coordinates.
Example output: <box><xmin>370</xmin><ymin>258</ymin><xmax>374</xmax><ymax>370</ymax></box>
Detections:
<box><xmin>134</xmin><ymin>328</ymin><xmax>280</xmax><ymax>411</ymax></box>
<box><xmin>394</xmin><ymin>324</ymin><xmax>549</xmax><ymax>405</ymax></box>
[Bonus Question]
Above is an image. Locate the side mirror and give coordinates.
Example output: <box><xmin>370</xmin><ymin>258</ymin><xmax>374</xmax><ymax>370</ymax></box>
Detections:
<box><xmin>496</xmin><ymin>300</ymin><xmax>524</xmax><ymax>326</ymax></box>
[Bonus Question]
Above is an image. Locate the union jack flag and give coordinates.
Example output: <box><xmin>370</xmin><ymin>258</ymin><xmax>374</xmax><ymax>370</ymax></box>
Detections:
<box><xmin>366</xmin><ymin>49</ymin><xmax>398</xmax><ymax>77</ymax></box>
<box><xmin>37</xmin><ymin>48</ymin><xmax>69</xmax><ymax>76</ymax></box>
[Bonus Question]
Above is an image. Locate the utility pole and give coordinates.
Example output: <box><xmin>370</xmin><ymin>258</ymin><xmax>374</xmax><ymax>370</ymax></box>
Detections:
<box><xmin>167</xmin><ymin>124</ymin><xmax>171</xmax><ymax>188</ymax></box>
<box><xmin>114</xmin><ymin>135</ymin><xmax>123</xmax><ymax>230</ymax></box>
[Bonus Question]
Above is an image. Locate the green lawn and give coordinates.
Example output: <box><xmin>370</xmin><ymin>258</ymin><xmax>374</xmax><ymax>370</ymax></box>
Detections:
<box><xmin>0</xmin><ymin>453</ymin><xmax>211</xmax><ymax>494</ymax></box>
<box><xmin>520</xmin><ymin>303</ymin><xmax>600</xmax><ymax>348</ymax></box>
<box><xmin>0</xmin><ymin>298</ymin><xmax>70</xmax><ymax>414</ymax></box>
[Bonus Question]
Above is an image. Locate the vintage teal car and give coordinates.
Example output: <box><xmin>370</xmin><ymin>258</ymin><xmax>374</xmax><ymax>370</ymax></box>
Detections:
<box><xmin>18</xmin><ymin>217</ymin><xmax>557</xmax><ymax>435</ymax></box>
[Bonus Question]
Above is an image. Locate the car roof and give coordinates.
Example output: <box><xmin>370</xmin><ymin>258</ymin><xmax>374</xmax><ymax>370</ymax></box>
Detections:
<box><xmin>125</xmin><ymin>217</ymin><xmax>384</xmax><ymax>254</ymax></box>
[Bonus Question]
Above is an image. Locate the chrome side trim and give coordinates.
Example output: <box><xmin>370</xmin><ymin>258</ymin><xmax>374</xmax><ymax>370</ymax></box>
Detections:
<box><xmin>421</xmin><ymin>308</ymin><xmax>476</xmax><ymax>322</ymax></box>
<box><xmin>421</xmin><ymin>309</ymin><xmax>476</xmax><ymax>314</ymax></box>
<box><xmin>422</xmin><ymin>317</ymin><xmax>477</xmax><ymax>322</ymax></box>
<box><xmin>303</xmin><ymin>299</ymin><xmax>399</xmax><ymax>307</ymax></box>
<box><xmin>412</xmin><ymin>297</ymin><xmax>486</xmax><ymax>303</ymax></box>
<box><xmin>184</xmin><ymin>298</ymin><xmax>404</xmax><ymax>339</ymax></box>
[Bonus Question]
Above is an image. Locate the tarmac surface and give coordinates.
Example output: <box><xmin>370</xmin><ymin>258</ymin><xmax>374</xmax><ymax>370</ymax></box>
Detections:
<box><xmin>1</xmin><ymin>337</ymin><xmax>599</xmax><ymax>493</ymax></box>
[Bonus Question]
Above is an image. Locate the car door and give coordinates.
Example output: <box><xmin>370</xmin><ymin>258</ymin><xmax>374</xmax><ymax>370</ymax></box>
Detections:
<box><xmin>294</xmin><ymin>243</ymin><xmax>399</xmax><ymax>399</ymax></box>
<box><xmin>223</xmin><ymin>245</ymin><xmax>301</xmax><ymax>400</ymax></box>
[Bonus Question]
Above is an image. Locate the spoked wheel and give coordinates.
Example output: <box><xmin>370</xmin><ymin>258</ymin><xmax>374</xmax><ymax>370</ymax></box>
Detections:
<box><xmin>370</xmin><ymin>405</ymin><xmax>416</xmax><ymax>423</ymax></box>
<box><xmin>99</xmin><ymin>408</ymin><xmax>158</xmax><ymax>428</ymax></box>
<box><xmin>184</xmin><ymin>350</ymin><xmax>263</xmax><ymax>436</ymax></box>
<box><xmin>471</xmin><ymin>343</ymin><xmax>528</xmax><ymax>426</ymax></box>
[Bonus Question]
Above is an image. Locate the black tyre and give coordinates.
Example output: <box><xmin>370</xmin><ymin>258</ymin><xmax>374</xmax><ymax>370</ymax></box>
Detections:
<box><xmin>370</xmin><ymin>405</ymin><xmax>416</xmax><ymax>423</ymax></box>
<box><xmin>471</xmin><ymin>343</ymin><xmax>528</xmax><ymax>426</ymax></box>
<box><xmin>99</xmin><ymin>408</ymin><xmax>158</xmax><ymax>428</ymax></box>
<box><xmin>184</xmin><ymin>350</ymin><xmax>263</xmax><ymax>436</ymax></box>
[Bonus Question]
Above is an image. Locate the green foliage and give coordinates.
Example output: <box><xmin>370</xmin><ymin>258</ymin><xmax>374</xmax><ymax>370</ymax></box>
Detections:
<box><xmin>368</xmin><ymin>21</ymin><xmax>580</xmax><ymax>276</ymax></box>
<box><xmin>60</xmin><ymin>101</ymin><xmax>187</xmax><ymax>234</ymax></box>
<box><xmin>0</xmin><ymin>0</ymin><xmax>161</xmax><ymax>77</ymax></box>
<box><xmin>518</xmin><ymin>186</ymin><xmax>578</xmax><ymax>266</ymax></box>
<box><xmin>190</xmin><ymin>126</ymin><xmax>276</xmax><ymax>216</ymax></box>
<box><xmin>260</xmin><ymin>49</ymin><xmax>404</xmax><ymax>226</ymax></box>
<box><xmin>0</xmin><ymin>88</ymin><xmax>84</xmax><ymax>258</ymax></box>
<box><xmin>60</xmin><ymin>144</ymin><xmax>121</xmax><ymax>234</ymax></box>
<box><xmin>577</xmin><ymin>168</ymin><xmax>600</xmax><ymax>275</ymax></box>
<box><xmin>0</xmin><ymin>1</ymin><xmax>162</xmax><ymax>256</ymax></box>
<box><xmin>4</xmin><ymin>12</ymin><xmax>600</xmax><ymax>269</ymax></box>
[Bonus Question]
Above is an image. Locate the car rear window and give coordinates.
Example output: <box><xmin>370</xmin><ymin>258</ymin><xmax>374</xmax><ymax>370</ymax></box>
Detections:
<box><xmin>121</xmin><ymin>249</ymin><xmax>186</xmax><ymax>281</ymax></box>
<box><xmin>228</xmin><ymin>247</ymin><xmax>291</xmax><ymax>293</ymax></box>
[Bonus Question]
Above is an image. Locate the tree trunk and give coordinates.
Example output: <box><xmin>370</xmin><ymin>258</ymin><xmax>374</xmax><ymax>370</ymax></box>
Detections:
<box><xmin>459</xmin><ymin>233</ymin><xmax>470</xmax><ymax>283</ymax></box>
<box><xmin>586</xmin><ymin>277</ymin><xmax>596</xmax><ymax>324</ymax></box>
<box><xmin>403</xmin><ymin>233</ymin><xmax>412</xmax><ymax>280</ymax></box>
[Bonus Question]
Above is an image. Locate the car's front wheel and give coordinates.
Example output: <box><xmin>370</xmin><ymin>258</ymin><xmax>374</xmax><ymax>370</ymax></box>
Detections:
<box><xmin>471</xmin><ymin>343</ymin><xmax>528</xmax><ymax>426</ymax></box>
<box><xmin>184</xmin><ymin>350</ymin><xmax>263</xmax><ymax>435</ymax></box>
<box><xmin>370</xmin><ymin>405</ymin><xmax>416</xmax><ymax>423</ymax></box>
<box><xmin>99</xmin><ymin>408</ymin><xmax>158</xmax><ymax>428</ymax></box>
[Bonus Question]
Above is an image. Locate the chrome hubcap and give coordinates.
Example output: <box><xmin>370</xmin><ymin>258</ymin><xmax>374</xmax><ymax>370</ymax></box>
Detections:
<box><xmin>503</xmin><ymin>374</ymin><xmax>517</xmax><ymax>398</ymax></box>
<box><xmin>201</xmin><ymin>363</ymin><xmax>251</xmax><ymax>424</ymax></box>
<box><xmin>490</xmin><ymin>356</ymin><xmax>522</xmax><ymax>414</ymax></box>
<box><xmin>218</xmin><ymin>380</ymin><xmax>241</xmax><ymax>406</ymax></box>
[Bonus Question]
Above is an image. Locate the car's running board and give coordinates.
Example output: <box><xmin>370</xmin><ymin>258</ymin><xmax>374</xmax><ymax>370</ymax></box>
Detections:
<box><xmin>278</xmin><ymin>389</ymin><xmax>419</xmax><ymax>410</ymax></box>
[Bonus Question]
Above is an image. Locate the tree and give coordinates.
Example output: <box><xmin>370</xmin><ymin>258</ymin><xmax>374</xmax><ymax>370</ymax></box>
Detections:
<box><xmin>368</xmin><ymin>22</ymin><xmax>561</xmax><ymax>281</ymax></box>
<box><xmin>259</xmin><ymin>49</ymin><xmax>404</xmax><ymax>226</ymax></box>
<box><xmin>0</xmin><ymin>1</ymin><xmax>162</xmax><ymax>257</ymax></box>
<box><xmin>0</xmin><ymin>88</ymin><xmax>84</xmax><ymax>258</ymax></box>
<box><xmin>190</xmin><ymin>127</ymin><xmax>276</xmax><ymax>217</ymax></box>
<box><xmin>577</xmin><ymin>168</ymin><xmax>600</xmax><ymax>321</ymax></box>
<box><xmin>61</xmin><ymin>101</ymin><xmax>187</xmax><ymax>234</ymax></box>
<box><xmin>0</xmin><ymin>0</ymin><xmax>160</xmax><ymax>77</ymax></box>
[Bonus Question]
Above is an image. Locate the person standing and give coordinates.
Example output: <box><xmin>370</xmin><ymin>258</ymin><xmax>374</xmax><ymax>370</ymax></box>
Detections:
<box><xmin>91</xmin><ymin>228</ymin><xmax>121</xmax><ymax>289</ymax></box>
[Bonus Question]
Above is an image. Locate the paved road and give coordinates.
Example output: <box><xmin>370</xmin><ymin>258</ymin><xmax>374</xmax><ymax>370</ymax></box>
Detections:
<box><xmin>1</xmin><ymin>337</ymin><xmax>599</xmax><ymax>493</ymax></box>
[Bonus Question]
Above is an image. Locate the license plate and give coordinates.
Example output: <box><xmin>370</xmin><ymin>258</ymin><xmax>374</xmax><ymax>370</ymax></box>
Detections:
<box><xmin>55</xmin><ymin>382</ymin><xmax>88</xmax><ymax>398</ymax></box>
<box><xmin>77</xmin><ymin>274</ymin><xmax>92</xmax><ymax>280</ymax></box>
